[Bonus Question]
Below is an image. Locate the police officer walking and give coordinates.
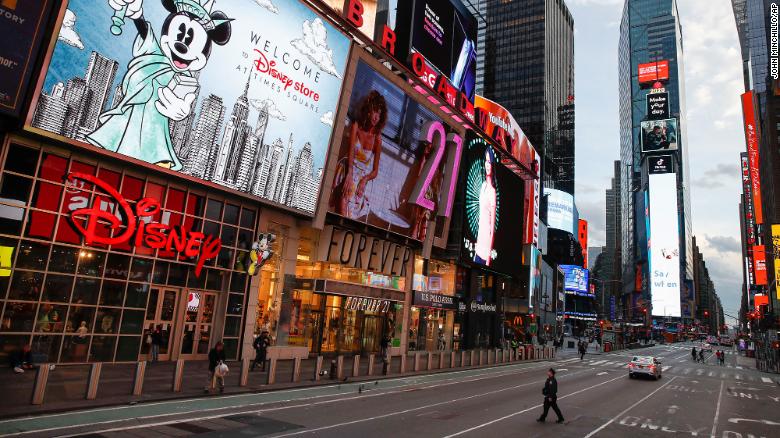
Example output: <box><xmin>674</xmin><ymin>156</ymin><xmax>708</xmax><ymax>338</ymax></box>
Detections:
<box><xmin>537</xmin><ymin>368</ymin><xmax>564</xmax><ymax>424</ymax></box>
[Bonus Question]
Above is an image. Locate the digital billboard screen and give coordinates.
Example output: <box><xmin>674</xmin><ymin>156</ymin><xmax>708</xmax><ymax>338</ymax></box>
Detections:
<box><xmin>649</xmin><ymin>172</ymin><xmax>681</xmax><ymax>317</ymax></box>
<box><xmin>638</xmin><ymin>60</ymin><xmax>669</xmax><ymax>84</ymax></box>
<box><xmin>461</xmin><ymin>133</ymin><xmax>526</xmax><ymax>275</ymax></box>
<box><xmin>327</xmin><ymin>58</ymin><xmax>463</xmax><ymax>242</ymax></box>
<box><xmin>544</xmin><ymin>188</ymin><xmax>575</xmax><ymax>234</ymax></box>
<box><xmin>641</xmin><ymin>118</ymin><xmax>679</xmax><ymax>153</ymax></box>
<box><xmin>410</xmin><ymin>1</ymin><xmax>477</xmax><ymax>103</ymax></box>
<box><xmin>27</xmin><ymin>0</ymin><xmax>350</xmax><ymax>215</ymax></box>
<box><xmin>560</xmin><ymin>265</ymin><xmax>591</xmax><ymax>296</ymax></box>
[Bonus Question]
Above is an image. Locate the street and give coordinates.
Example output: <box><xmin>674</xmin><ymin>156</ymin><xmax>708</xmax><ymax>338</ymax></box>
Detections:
<box><xmin>0</xmin><ymin>342</ymin><xmax>777</xmax><ymax>438</ymax></box>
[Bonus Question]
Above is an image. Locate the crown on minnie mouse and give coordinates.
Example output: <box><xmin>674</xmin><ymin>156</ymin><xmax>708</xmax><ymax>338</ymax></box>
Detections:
<box><xmin>173</xmin><ymin>0</ymin><xmax>232</xmax><ymax>31</ymax></box>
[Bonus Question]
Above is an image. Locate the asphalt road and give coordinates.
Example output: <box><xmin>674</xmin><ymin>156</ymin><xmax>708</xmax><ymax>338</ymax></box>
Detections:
<box><xmin>1</xmin><ymin>342</ymin><xmax>778</xmax><ymax>438</ymax></box>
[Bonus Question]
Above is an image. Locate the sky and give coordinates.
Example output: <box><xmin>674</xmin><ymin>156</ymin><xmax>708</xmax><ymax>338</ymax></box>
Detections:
<box><xmin>570</xmin><ymin>0</ymin><xmax>746</xmax><ymax>325</ymax></box>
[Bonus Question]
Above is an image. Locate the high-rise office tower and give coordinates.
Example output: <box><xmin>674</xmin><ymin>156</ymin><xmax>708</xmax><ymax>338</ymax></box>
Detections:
<box><xmin>213</xmin><ymin>75</ymin><xmax>252</xmax><ymax>184</ymax></box>
<box><xmin>170</xmin><ymin>71</ymin><xmax>200</xmax><ymax>160</ymax></box>
<box><xmin>604</xmin><ymin>160</ymin><xmax>623</xmax><ymax>307</ymax></box>
<box><xmin>79</xmin><ymin>51</ymin><xmax>118</xmax><ymax>137</ymax></box>
<box><xmin>618</xmin><ymin>0</ymin><xmax>692</xmax><ymax>320</ymax></box>
<box><xmin>185</xmin><ymin>94</ymin><xmax>225</xmax><ymax>180</ymax></box>
<box><xmin>481</xmin><ymin>0</ymin><xmax>575</xmax><ymax>195</ymax></box>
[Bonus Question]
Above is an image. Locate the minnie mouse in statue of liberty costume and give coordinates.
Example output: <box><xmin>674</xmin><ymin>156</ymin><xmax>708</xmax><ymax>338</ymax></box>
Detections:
<box><xmin>87</xmin><ymin>0</ymin><xmax>232</xmax><ymax>170</ymax></box>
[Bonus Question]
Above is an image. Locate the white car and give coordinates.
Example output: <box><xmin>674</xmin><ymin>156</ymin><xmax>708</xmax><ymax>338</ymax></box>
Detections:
<box><xmin>628</xmin><ymin>356</ymin><xmax>662</xmax><ymax>380</ymax></box>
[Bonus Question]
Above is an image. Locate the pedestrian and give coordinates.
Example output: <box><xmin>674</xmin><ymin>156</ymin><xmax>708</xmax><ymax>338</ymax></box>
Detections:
<box><xmin>578</xmin><ymin>340</ymin><xmax>586</xmax><ymax>360</ymax></box>
<box><xmin>10</xmin><ymin>344</ymin><xmax>34</xmax><ymax>373</ymax></box>
<box><xmin>698</xmin><ymin>348</ymin><xmax>705</xmax><ymax>363</ymax></box>
<box><xmin>537</xmin><ymin>368</ymin><xmax>564</xmax><ymax>424</ymax></box>
<box><xmin>438</xmin><ymin>331</ymin><xmax>446</xmax><ymax>350</ymax></box>
<box><xmin>251</xmin><ymin>330</ymin><xmax>270</xmax><ymax>371</ymax></box>
<box><xmin>691</xmin><ymin>346</ymin><xmax>697</xmax><ymax>362</ymax></box>
<box><xmin>150</xmin><ymin>325</ymin><xmax>163</xmax><ymax>363</ymax></box>
<box><xmin>719</xmin><ymin>350</ymin><xmax>725</xmax><ymax>366</ymax></box>
<box><xmin>380</xmin><ymin>335</ymin><xmax>391</xmax><ymax>375</ymax></box>
<box><xmin>205</xmin><ymin>341</ymin><xmax>227</xmax><ymax>394</ymax></box>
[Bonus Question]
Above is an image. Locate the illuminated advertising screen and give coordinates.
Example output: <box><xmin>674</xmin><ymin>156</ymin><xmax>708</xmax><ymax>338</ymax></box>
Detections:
<box><xmin>560</xmin><ymin>265</ymin><xmax>591</xmax><ymax>296</ymax></box>
<box><xmin>461</xmin><ymin>133</ymin><xmax>525</xmax><ymax>275</ymax></box>
<box><xmin>646</xmin><ymin>92</ymin><xmax>669</xmax><ymax>120</ymax></box>
<box><xmin>641</xmin><ymin>119</ymin><xmax>678</xmax><ymax>152</ymax></box>
<box><xmin>409</xmin><ymin>1</ymin><xmax>477</xmax><ymax>103</ymax></box>
<box><xmin>742</xmin><ymin>153</ymin><xmax>756</xmax><ymax>246</ymax></box>
<box><xmin>649</xmin><ymin>172</ymin><xmax>681</xmax><ymax>317</ymax></box>
<box><xmin>638</xmin><ymin>60</ymin><xmax>669</xmax><ymax>84</ymax></box>
<box><xmin>327</xmin><ymin>59</ymin><xmax>463</xmax><ymax>242</ymax></box>
<box><xmin>27</xmin><ymin>0</ymin><xmax>349</xmax><ymax>214</ymax></box>
<box><xmin>544</xmin><ymin>188</ymin><xmax>575</xmax><ymax>234</ymax></box>
<box><xmin>578</xmin><ymin>219</ymin><xmax>588</xmax><ymax>268</ymax></box>
<box><xmin>753</xmin><ymin>244</ymin><xmax>768</xmax><ymax>285</ymax></box>
<box><xmin>773</xmin><ymin>225</ymin><xmax>780</xmax><ymax>299</ymax></box>
<box><xmin>648</xmin><ymin>155</ymin><xmax>673</xmax><ymax>174</ymax></box>
<box><xmin>742</xmin><ymin>91</ymin><xmax>764</xmax><ymax>225</ymax></box>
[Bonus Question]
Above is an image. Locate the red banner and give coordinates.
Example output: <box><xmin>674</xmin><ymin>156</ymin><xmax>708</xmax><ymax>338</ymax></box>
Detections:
<box><xmin>753</xmin><ymin>244</ymin><xmax>768</xmax><ymax>285</ymax></box>
<box><xmin>638</xmin><ymin>60</ymin><xmax>670</xmax><ymax>84</ymax></box>
<box><xmin>579</xmin><ymin>219</ymin><xmax>588</xmax><ymax>268</ymax></box>
<box><xmin>741</xmin><ymin>91</ymin><xmax>764</xmax><ymax>224</ymax></box>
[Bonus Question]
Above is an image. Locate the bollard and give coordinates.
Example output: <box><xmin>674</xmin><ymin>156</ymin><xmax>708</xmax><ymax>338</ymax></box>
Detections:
<box><xmin>85</xmin><ymin>362</ymin><xmax>102</xmax><ymax>400</ymax></box>
<box><xmin>240</xmin><ymin>358</ymin><xmax>250</xmax><ymax>387</ymax></box>
<box><xmin>504</xmin><ymin>349</ymin><xmax>509</xmax><ymax>363</ymax></box>
<box><xmin>315</xmin><ymin>356</ymin><xmax>324</xmax><ymax>381</ymax></box>
<box><xmin>460</xmin><ymin>350</ymin><xmax>466</xmax><ymax>368</ymax></box>
<box><xmin>470</xmin><ymin>350</ymin><xmax>475</xmax><ymax>367</ymax></box>
<box><xmin>414</xmin><ymin>353</ymin><xmax>421</xmax><ymax>372</ymax></box>
<box><xmin>495</xmin><ymin>349</ymin><xmax>500</xmax><ymax>364</ymax></box>
<box><xmin>427</xmin><ymin>352</ymin><xmax>433</xmax><ymax>370</ymax></box>
<box><xmin>479</xmin><ymin>350</ymin><xmax>485</xmax><ymax>366</ymax></box>
<box><xmin>510</xmin><ymin>349</ymin><xmax>515</xmax><ymax>362</ymax></box>
<box><xmin>293</xmin><ymin>357</ymin><xmax>302</xmax><ymax>383</ymax></box>
<box><xmin>450</xmin><ymin>351</ymin><xmax>456</xmax><ymax>368</ymax></box>
<box><xmin>31</xmin><ymin>363</ymin><xmax>50</xmax><ymax>405</ymax></box>
<box><xmin>368</xmin><ymin>354</ymin><xmax>375</xmax><ymax>376</ymax></box>
<box><xmin>172</xmin><ymin>359</ymin><xmax>185</xmax><ymax>392</ymax></box>
<box><xmin>266</xmin><ymin>358</ymin><xmax>278</xmax><ymax>385</ymax></box>
<box><xmin>439</xmin><ymin>351</ymin><xmax>446</xmax><ymax>369</ymax></box>
<box><xmin>518</xmin><ymin>348</ymin><xmax>524</xmax><ymax>361</ymax></box>
<box><xmin>400</xmin><ymin>354</ymin><xmax>407</xmax><ymax>373</ymax></box>
<box><xmin>382</xmin><ymin>354</ymin><xmax>389</xmax><ymax>375</ymax></box>
<box><xmin>336</xmin><ymin>355</ymin><xmax>344</xmax><ymax>380</ymax></box>
<box><xmin>352</xmin><ymin>355</ymin><xmax>360</xmax><ymax>378</ymax></box>
<box><xmin>132</xmin><ymin>361</ymin><xmax>146</xmax><ymax>396</ymax></box>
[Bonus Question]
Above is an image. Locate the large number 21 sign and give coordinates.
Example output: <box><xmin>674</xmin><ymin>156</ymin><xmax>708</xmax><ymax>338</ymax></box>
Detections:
<box><xmin>409</xmin><ymin>121</ymin><xmax>464</xmax><ymax>218</ymax></box>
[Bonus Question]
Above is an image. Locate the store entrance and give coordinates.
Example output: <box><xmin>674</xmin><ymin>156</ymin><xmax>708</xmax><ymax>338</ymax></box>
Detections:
<box><xmin>179</xmin><ymin>291</ymin><xmax>217</xmax><ymax>360</ymax></box>
<box><xmin>361</xmin><ymin>315</ymin><xmax>382</xmax><ymax>354</ymax></box>
<box><xmin>140</xmin><ymin>288</ymin><xmax>179</xmax><ymax>361</ymax></box>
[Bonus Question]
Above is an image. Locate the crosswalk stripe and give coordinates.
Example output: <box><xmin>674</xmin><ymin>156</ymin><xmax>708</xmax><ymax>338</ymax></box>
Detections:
<box><xmin>683</xmin><ymin>368</ymin><xmax>692</xmax><ymax>374</ymax></box>
<box><xmin>696</xmin><ymin>369</ymin><xmax>704</xmax><ymax>375</ymax></box>
<box><xmin>708</xmin><ymin>371</ymin><xmax>715</xmax><ymax>377</ymax></box>
<box><xmin>735</xmin><ymin>374</ymin><xmax>742</xmax><ymax>380</ymax></box>
<box><xmin>762</xmin><ymin>377</ymin><xmax>773</xmax><ymax>383</ymax></box>
<box><xmin>662</xmin><ymin>366</ymin><xmax>671</xmax><ymax>371</ymax></box>
<box><xmin>721</xmin><ymin>373</ymin><xmax>727</xmax><ymax>379</ymax></box>
<box><xmin>736</xmin><ymin>366</ymin><xmax>743</xmax><ymax>370</ymax></box>
<box><xmin>591</xmin><ymin>360</ymin><xmax>607</xmax><ymax>365</ymax></box>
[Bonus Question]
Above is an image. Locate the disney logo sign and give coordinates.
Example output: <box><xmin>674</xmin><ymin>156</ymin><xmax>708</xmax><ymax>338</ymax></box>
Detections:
<box><xmin>67</xmin><ymin>172</ymin><xmax>221</xmax><ymax>277</ymax></box>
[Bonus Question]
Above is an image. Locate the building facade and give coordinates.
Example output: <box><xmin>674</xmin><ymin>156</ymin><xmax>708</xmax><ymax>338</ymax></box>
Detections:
<box><xmin>618</xmin><ymin>0</ymin><xmax>693</xmax><ymax>323</ymax></box>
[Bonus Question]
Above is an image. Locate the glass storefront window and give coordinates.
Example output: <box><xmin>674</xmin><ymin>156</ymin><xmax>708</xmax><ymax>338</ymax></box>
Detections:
<box><xmin>253</xmin><ymin>223</ymin><xmax>287</xmax><ymax>341</ymax></box>
<box><xmin>35</xmin><ymin>303</ymin><xmax>67</xmax><ymax>332</ymax></box>
<box><xmin>8</xmin><ymin>272</ymin><xmax>43</xmax><ymax>301</ymax></box>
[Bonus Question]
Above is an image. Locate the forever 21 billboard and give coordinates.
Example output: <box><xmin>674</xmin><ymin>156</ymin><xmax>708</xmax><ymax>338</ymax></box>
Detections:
<box><xmin>26</xmin><ymin>0</ymin><xmax>350</xmax><ymax>215</ymax></box>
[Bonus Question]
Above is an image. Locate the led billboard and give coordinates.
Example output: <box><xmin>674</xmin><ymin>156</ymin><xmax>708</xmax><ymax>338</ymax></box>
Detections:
<box><xmin>27</xmin><ymin>0</ymin><xmax>349</xmax><ymax>214</ymax></box>
<box><xmin>649</xmin><ymin>172</ymin><xmax>681</xmax><ymax>317</ymax></box>
<box><xmin>461</xmin><ymin>133</ymin><xmax>526</xmax><ymax>275</ymax></box>
<box><xmin>641</xmin><ymin>119</ymin><xmax>678</xmax><ymax>152</ymax></box>
<box><xmin>560</xmin><ymin>265</ymin><xmax>591</xmax><ymax>296</ymax></box>
<box><xmin>638</xmin><ymin>60</ymin><xmax>669</xmax><ymax>84</ymax></box>
<box><xmin>742</xmin><ymin>91</ymin><xmax>764</xmax><ymax>225</ymax></box>
<box><xmin>648</xmin><ymin>155</ymin><xmax>673</xmax><ymax>174</ymax></box>
<box><xmin>545</xmin><ymin>188</ymin><xmax>575</xmax><ymax>234</ymax></box>
<box><xmin>646</xmin><ymin>92</ymin><xmax>669</xmax><ymax>120</ymax></box>
<box><xmin>578</xmin><ymin>219</ymin><xmax>588</xmax><ymax>268</ymax></box>
<box><xmin>327</xmin><ymin>58</ymin><xmax>463</xmax><ymax>241</ymax></box>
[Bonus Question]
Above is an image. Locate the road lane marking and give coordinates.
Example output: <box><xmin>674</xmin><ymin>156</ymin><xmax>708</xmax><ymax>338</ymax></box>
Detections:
<box><xmin>710</xmin><ymin>380</ymin><xmax>724</xmax><ymax>438</ymax></box>
<box><xmin>683</xmin><ymin>368</ymin><xmax>691</xmax><ymax>374</ymax></box>
<box><xmin>662</xmin><ymin>366</ymin><xmax>671</xmax><ymax>372</ymax></box>
<box><xmin>0</xmin><ymin>361</ymin><xmax>557</xmax><ymax>435</ymax></box>
<box><xmin>597</xmin><ymin>372</ymin><xmax>608</xmax><ymax>376</ymax></box>
<box><xmin>591</xmin><ymin>360</ymin><xmax>607</xmax><ymax>365</ymax></box>
<box><xmin>762</xmin><ymin>377</ymin><xmax>773</xmax><ymax>383</ymax></box>
<box><xmin>582</xmin><ymin>376</ymin><xmax>678</xmax><ymax>438</ymax></box>
<box><xmin>441</xmin><ymin>374</ymin><xmax>628</xmax><ymax>438</ymax></box>
<box><xmin>735</xmin><ymin>374</ymin><xmax>742</xmax><ymax>380</ymax></box>
<box><xmin>708</xmin><ymin>371</ymin><xmax>715</xmax><ymax>377</ymax></box>
<box><xmin>736</xmin><ymin>366</ymin><xmax>743</xmax><ymax>370</ymax></box>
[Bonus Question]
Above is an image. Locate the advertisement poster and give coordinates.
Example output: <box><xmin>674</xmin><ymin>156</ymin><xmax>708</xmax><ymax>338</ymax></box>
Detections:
<box><xmin>544</xmin><ymin>188</ymin><xmax>575</xmax><ymax>234</ymax></box>
<box><xmin>328</xmin><ymin>59</ymin><xmax>459</xmax><ymax>241</ymax></box>
<box><xmin>462</xmin><ymin>133</ymin><xmax>525</xmax><ymax>275</ymax></box>
<box><xmin>741</xmin><ymin>91</ymin><xmax>764</xmax><ymax>224</ymax></box>
<box><xmin>560</xmin><ymin>265</ymin><xmax>590</xmax><ymax>296</ymax></box>
<box><xmin>681</xmin><ymin>279</ymin><xmax>694</xmax><ymax>318</ymax></box>
<box><xmin>648</xmin><ymin>155</ymin><xmax>673</xmax><ymax>174</ymax></box>
<box><xmin>646</xmin><ymin>91</ymin><xmax>669</xmax><ymax>120</ymax></box>
<box><xmin>640</xmin><ymin>118</ymin><xmax>678</xmax><ymax>152</ymax></box>
<box><xmin>28</xmin><ymin>0</ymin><xmax>350</xmax><ymax>214</ymax></box>
<box><xmin>773</xmin><ymin>225</ymin><xmax>780</xmax><ymax>299</ymax></box>
<box><xmin>638</xmin><ymin>60</ymin><xmax>669</xmax><ymax>84</ymax></box>
<box><xmin>753</xmin><ymin>244</ymin><xmax>768</xmax><ymax>285</ymax></box>
<box><xmin>649</xmin><ymin>172</ymin><xmax>681</xmax><ymax>317</ymax></box>
<box><xmin>0</xmin><ymin>0</ymin><xmax>52</xmax><ymax>116</ymax></box>
<box><xmin>578</xmin><ymin>219</ymin><xmax>588</xmax><ymax>268</ymax></box>
<box><xmin>742</xmin><ymin>153</ymin><xmax>756</xmax><ymax>246</ymax></box>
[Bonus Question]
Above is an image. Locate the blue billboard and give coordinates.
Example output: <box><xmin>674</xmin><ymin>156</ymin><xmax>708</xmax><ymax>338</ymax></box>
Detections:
<box><xmin>560</xmin><ymin>264</ymin><xmax>591</xmax><ymax>296</ymax></box>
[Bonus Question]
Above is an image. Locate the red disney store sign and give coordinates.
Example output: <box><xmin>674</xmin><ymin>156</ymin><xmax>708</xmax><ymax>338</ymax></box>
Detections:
<box><xmin>68</xmin><ymin>172</ymin><xmax>221</xmax><ymax>276</ymax></box>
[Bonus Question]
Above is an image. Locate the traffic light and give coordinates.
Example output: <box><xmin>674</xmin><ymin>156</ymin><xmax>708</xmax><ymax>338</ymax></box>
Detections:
<box><xmin>704</xmin><ymin>310</ymin><xmax>709</xmax><ymax>317</ymax></box>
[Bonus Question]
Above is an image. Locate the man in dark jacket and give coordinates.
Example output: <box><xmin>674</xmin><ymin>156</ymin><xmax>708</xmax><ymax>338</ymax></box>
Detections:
<box><xmin>205</xmin><ymin>341</ymin><xmax>227</xmax><ymax>393</ymax></box>
<box><xmin>537</xmin><ymin>368</ymin><xmax>564</xmax><ymax>423</ymax></box>
<box><xmin>251</xmin><ymin>331</ymin><xmax>270</xmax><ymax>371</ymax></box>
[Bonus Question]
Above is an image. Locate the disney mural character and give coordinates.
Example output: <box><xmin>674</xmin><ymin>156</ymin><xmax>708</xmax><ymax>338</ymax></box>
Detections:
<box><xmin>87</xmin><ymin>0</ymin><xmax>232</xmax><ymax>170</ymax></box>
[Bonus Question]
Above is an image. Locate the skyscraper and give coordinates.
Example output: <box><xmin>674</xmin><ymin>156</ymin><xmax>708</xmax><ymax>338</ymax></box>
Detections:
<box><xmin>78</xmin><ymin>51</ymin><xmax>118</xmax><ymax>138</ymax></box>
<box><xmin>481</xmin><ymin>0</ymin><xmax>575</xmax><ymax>195</ymax></box>
<box><xmin>63</xmin><ymin>77</ymin><xmax>90</xmax><ymax>139</ymax></box>
<box><xmin>170</xmin><ymin>71</ymin><xmax>200</xmax><ymax>160</ymax></box>
<box><xmin>32</xmin><ymin>93</ymin><xmax>68</xmax><ymax>134</ymax></box>
<box><xmin>618</xmin><ymin>0</ymin><xmax>692</xmax><ymax>320</ymax></box>
<box><xmin>185</xmin><ymin>94</ymin><xmax>225</xmax><ymax>180</ymax></box>
<box><xmin>604</xmin><ymin>160</ymin><xmax>623</xmax><ymax>315</ymax></box>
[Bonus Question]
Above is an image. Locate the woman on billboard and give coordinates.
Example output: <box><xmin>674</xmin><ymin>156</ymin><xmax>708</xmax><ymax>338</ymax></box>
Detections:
<box><xmin>474</xmin><ymin>147</ymin><xmax>497</xmax><ymax>265</ymax></box>
<box><xmin>337</xmin><ymin>90</ymin><xmax>387</xmax><ymax>219</ymax></box>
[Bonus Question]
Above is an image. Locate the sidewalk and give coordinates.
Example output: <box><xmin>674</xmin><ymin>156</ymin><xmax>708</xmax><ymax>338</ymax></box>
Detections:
<box><xmin>736</xmin><ymin>353</ymin><xmax>756</xmax><ymax>369</ymax></box>
<box><xmin>0</xmin><ymin>349</ymin><xmax>555</xmax><ymax>419</ymax></box>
